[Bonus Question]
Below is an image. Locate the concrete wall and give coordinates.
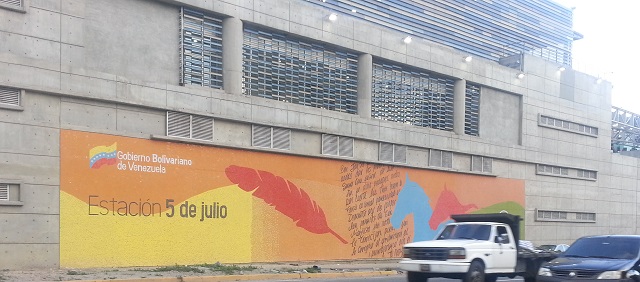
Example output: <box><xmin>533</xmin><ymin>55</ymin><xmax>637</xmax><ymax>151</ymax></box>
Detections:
<box><xmin>0</xmin><ymin>0</ymin><xmax>632</xmax><ymax>269</ymax></box>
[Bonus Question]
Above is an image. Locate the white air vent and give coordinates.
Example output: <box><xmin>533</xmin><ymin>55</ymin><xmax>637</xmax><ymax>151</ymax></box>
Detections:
<box><xmin>0</xmin><ymin>0</ymin><xmax>23</xmax><ymax>8</ymax></box>
<box><xmin>0</xmin><ymin>184</ymin><xmax>8</xmax><ymax>201</ymax></box>
<box><xmin>393</xmin><ymin>144</ymin><xmax>407</xmax><ymax>163</ymax></box>
<box><xmin>252</xmin><ymin>125</ymin><xmax>272</xmax><ymax>148</ymax></box>
<box><xmin>272</xmin><ymin>128</ymin><xmax>291</xmax><ymax>150</ymax></box>
<box><xmin>379</xmin><ymin>143</ymin><xmax>406</xmax><ymax>163</ymax></box>
<box><xmin>338</xmin><ymin>136</ymin><xmax>354</xmax><ymax>158</ymax></box>
<box><xmin>0</xmin><ymin>87</ymin><xmax>20</xmax><ymax>106</ymax></box>
<box><xmin>471</xmin><ymin>156</ymin><xmax>492</xmax><ymax>173</ymax></box>
<box><xmin>430</xmin><ymin>149</ymin><xmax>452</xmax><ymax>168</ymax></box>
<box><xmin>167</xmin><ymin>111</ymin><xmax>214</xmax><ymax>141</ymax></box>
<box><xmin>252</xmin><ymin>125</ymin><xmax>290</xmax><ymax>150</ymax></box>
<box><xmin>322</xmin><ymin>135</ymin><xmax>354</xmax><ymax>158</ymax></box>
<box><xmin>379</xmin><ymin>143</ymin><xmax>394</xmax><ymax>162</ymax></box>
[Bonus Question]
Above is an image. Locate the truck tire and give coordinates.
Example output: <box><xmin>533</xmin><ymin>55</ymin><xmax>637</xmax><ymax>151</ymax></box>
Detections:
<box><xmin>485</xmin><ymin>275</ymin><xmax>498</xmax><ymax>282</ymax></box>
<box><xmin>407</xmin><ymin>271</ymin><xmax>429</xmax><ymax>282</ymax></box>
<box><xmin>463</xmin><ymin>261</ymin><xmax>485</xmax><ymax>282</ymax></box>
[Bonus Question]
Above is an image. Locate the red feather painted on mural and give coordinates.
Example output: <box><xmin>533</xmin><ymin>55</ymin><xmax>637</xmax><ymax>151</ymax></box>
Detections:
<box><xmin>225</xmin><ymin>165</ymin><xmax>348</xmax><ymax>244</ymax></box>
<box><xmin>429</xmin><ymin>185</ymin><xmax>478</xmax><ymax>229</ymax></box>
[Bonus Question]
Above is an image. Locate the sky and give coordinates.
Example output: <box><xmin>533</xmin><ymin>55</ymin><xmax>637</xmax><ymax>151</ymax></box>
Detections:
<box><xmin>553</xmin><ymin>0</ymin><xmax>640</xmax><ymax>113</ymax></box>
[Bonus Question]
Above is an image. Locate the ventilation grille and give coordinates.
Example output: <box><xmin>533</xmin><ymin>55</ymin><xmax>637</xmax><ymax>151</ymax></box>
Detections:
<box><xmin>0</xmin><ymin>87</ymin><xmax>20</xmax><ymax>106</ymax></box>
<box><xmin>471</xmin><ymin>156</ymin><xmax>492</xmax><ymax>173</ymax></box>
<box><xmin>0</xmin><ymin>184</ymin><xmax>8</xmax><ymax>201</ymax></box>
<box><xmin>465</xmin><ymin>83</ymin><xmax>480</xmax><ymax>136</ymax></box>
<box><xmin>0</xmin><ymin>0</ymin><xmax>23</xmax><ymax>8</ymax></box>
<box><xmin>167</xmin><ymin>111</ymin><xmax>214</xmax><ymax>141</ymax></box>
<box><xmin>379</xmin><ymin>142</ymin><xmax>407</xmax><ymax>163</ymax></box>
<box><xmin>180</xmin><ymin>8</ymin><xmax>223</xmax><ymax>89</ymax></box>
<box><xmin>252</xmin><ymin>125</ymin><xmax>290</xmax><ymax>150</ymax></box>
<box><xmin>429</xmin><ymin>149</ymin><xmax>452</xmax><ymax>168</ymax></box>
<box><xmin>322</xmin><ymin>134</ymin><xmax>354</xmax><ymax>158</ymax></box>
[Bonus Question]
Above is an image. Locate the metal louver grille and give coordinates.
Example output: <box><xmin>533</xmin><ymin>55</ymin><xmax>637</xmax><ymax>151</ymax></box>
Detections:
<box><xmin>0</xmin><ymin>184</ymin><xmax>8</xmax><ymax>201</ymax></box>
<box><xmin>243</xmin><ymin>26</ymin><xmax>358</xmax><ymax>114</ymax></box>
<box><xmin>429</xmin><ymin>150</ymin><xmax>442</xmax><ymax>167</ymax></box>
<box><xmin>0</xmin><ymin>0</ymin><xmax>22</xmax><ymax>7</ymax></box>
<box><xmin>322</xmin><ymin>134</ymin><xmax>339</xmax><ymax>156</ymax></box>
<box><xmin>465</xmin><ymin>84</ymin><xmax>480</xmax><ymax>136</ymax></box>
<box><xmin>471</xmin><ymin>156</ymin><xmax>483</xmax><ymax>171</ymax></box>
<box><xmin>191</xmin><ymin>115</ymin><xmax>213</xmax><ymax>141</ymax></box>
<box><xmin>0</xmin><ymin>87</ymin><xmax>20</xmax><ymax>106</ymax></box>
<box><xmin>372</xmin><ymin>62</ymin><xmax>454</xmax><ymax>131</ymax></box>
<box><xmin>180</xmin><ymin>8</ymin><xmax>223</xmax><ymax>89</ymax></box>
<box><xmin>252</xmin><ymin>125</ymin><xmax>272</xmax><ymax>148</ymax></box>
<box><xmin>393</xmin><ymin>145</ymin><xmax>407</xmax><ymax>163</ymax></box>
<box><xmin>338</xmin><ymin>137</ymin><xmax>354</xmax><ymax>158</ymax></box>
<box><xmin>482</xmin><ymin>157</ymin><xmax>492</xmax><ymax>173</ymax></box>
<box><xmin>442</xmin><ymin>151</ymin><xmax>453</xmax><ymax>168</ymax></box>
<box><xmin>167</xmin><ymin>111</ymin><xmax>191</xmax><ymax>138</ymax></box>
<box><xmin>272</xmin><ymin>128</ymin><xmax>291</xmax><ymax>150</ymax></box>
<box><xmin>379</xmin><ymin>143</ymin><xmax>394</xmax><ymax>162</ymax></box>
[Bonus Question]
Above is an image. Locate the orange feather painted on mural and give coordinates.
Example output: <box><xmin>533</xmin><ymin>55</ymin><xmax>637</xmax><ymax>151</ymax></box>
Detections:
<box><xmin>225</xmin><ymin>165</ymin><xmax>348</xmax><ymax>244</ymax></box>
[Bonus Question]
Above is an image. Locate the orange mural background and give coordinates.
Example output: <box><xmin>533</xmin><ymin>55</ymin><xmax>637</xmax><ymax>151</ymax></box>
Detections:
<box><xmin>60</xmin><ymin>130</ymin><xmax>524</xmax><ymax>267</ymax></box>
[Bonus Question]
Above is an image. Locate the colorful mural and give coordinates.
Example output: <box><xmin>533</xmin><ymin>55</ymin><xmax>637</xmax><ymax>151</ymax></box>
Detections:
<box><xmin>60</xmin><ymin>130</ymin><xmax>524</xmax><ymax>268</ymax></box>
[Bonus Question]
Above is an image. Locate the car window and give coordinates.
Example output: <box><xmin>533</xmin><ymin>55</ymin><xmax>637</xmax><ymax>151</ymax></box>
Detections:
<box><xmin>564</xmin><ymin>237</ymin><xmax>640</xmax><ymax>259</ymax></box>
<box><xmin>437</xmin><ymin>224</ymin><xmax>491</xmax><ymax>241</ymax></box>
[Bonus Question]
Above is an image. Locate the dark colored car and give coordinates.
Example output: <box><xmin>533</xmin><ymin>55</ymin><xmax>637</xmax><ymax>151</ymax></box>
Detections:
<box><xmin>537</xmin><ymin>235</ymin><xmax>640</xmax><ymax>281</ymax></box>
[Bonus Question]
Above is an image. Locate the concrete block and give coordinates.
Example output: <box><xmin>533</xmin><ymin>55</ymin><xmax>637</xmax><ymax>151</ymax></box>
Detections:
<box><xmin>253</xmin><ymin>12</ymin><xmax>289</xmax><ymax>32</ymax></box>
<box><xmin>321</xmin><ymin>115</ymin><xmax>352</xmax><ymax>135</ymax></box>
<box><xmin>0</xmin><ymin>31</ymin><xmax>61</xmax><ymax>65</ymax></box>
<box><xmin>322</xmin><ymin>30</ymin><xmax>354</xmax><ymax>49</ymax></box>
<box><xmin>60</xmin><ymin>43</ymin><xmax>85</xmax><ymax>67</ymax></box>
<box><xmin>0</xmin><ymin>6</ymin><xmax>60</xmax><ymax>41</ymax></box>
<box><xmin>0</xmin><ymin>62</ymin><xmax>61</xmax><ymax>90</ymax></box>
<box><xmin>61</xmin><ymin>73</ymin><xmax>117</xmax><ymax>99</ymax></box>
<box><xmin>287</xmin><ymin>110</ymin><xmax>322</xmax><ymax>131</ymax></box>
<box><xmin>216</xmin><ymin>98</ymin><xmax>252</xmax><ymax>121</ymax></box>
<box><xmin>0</xmin><ymin>243</ymin><xmax>59</xmax><ymax>269</ymax></box>
<box><xmin>351</xmin><ymin>119</ymin><xmax>380</xmax><ymax>140</ymax></box>
<box><xmin>290</xmin><ymin>22</ymin><xmax>323</xmax><ymax>42</ymax></box>
<box><xmin>119</xmin><ymin>82</ymin><xmax>168</xmax><ymax>109</ymax></box>
<box><xmin>379</xmin><ymin>48</ymin><xmax>407</xmax><ymax>65</ymax></box>
<box><xmin>354</xmin><ymin>139</ymin><xmax>379</xmax><ymax>163</ymax></box>
<box><xmin>60</xmin><ymin>14</ymin><xmax>83</xmax><ymax>46</ymax></box>
<box><xmin>61</xmin><ymin>0</ymin><xmax>85</xmax><ymax>18</ymax></box>
<box><xmin>115</xmin><ymin>107</ymin><xmax>166</xmax><ymax>136</ymax></box>
<box><xmin>379</xmin><ymin>124</ymin><xmax>406</xmax><ymax>144</ymax></box>
<box><xmin>213</xmin><ymin>0</ymin><xmax>254</xmax><ymax>21</ymax></box>
<box><xmin>0</xmin><ymin>153</ymin><xmax>59</xmax><ymax>185</ymax></box>
<box><xmin>0</xmin><ymin>184</ymin><xmax>59</xmax><ymax>215</ymax></box>
<box><xmin>251</xmin><ymin>104</ymin><xmax>287</xmax><ymax>126</ymax></box>
<box><xmin>213</xmin><ymin>119</ymin><xmax>251</xmax><ymax>147</ymax></box>
<box><xmin>406</xmin><ymin>147</ymin><xmax>428</xmax><ymax>168</ymax></box>
<box><xmin>30</xmin><ymin>0</ymin><xmax>60</xmax><ymax>12</ymax></box>
<box><xmin>254</xmin><ymin>0</ymin><xmax>289</xmax><ymax>21</ymax></box>
<box><xmin>291</xmin><ymin>130</ymin><xmax>320</xmax><ymax>155</ymax></box>
<box><xmin>0</xmin><ymin>122</ymin><xmax>59</xmax><ymax>156</ymax></box>
<box><xmin>354</xmin><ymin>23</ymin><xmax>381</xmax><ymax>50</ymax></box>
<box><xmin>289</xmin><ymin>1</ymin><xmax>323</xmax><ymax>30</ymax></box>
<box><xmin>60</xmin><ymin>100</ymin><xmax>117</xmax><ymax>131</ymax></box>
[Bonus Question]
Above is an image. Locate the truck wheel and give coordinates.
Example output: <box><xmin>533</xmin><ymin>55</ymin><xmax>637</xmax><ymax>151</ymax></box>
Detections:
<box><xmin>464</xmin><ymin>261</ymin><xmax>485</xmax><ymax>282</ymax></box>
<box><xmin>407</xmin><ymin>271</ymin><xmax>429</xmax><ymax>282</ymax></box>
<box><xmin>485</xmin><ymin>275</ymin><xmax>498</xmax><ymax>282</ymax></box>
<box><xmin>523</xmin><ymin>277</ymin><xmax>536</xmax><ymax>282</ymax></box>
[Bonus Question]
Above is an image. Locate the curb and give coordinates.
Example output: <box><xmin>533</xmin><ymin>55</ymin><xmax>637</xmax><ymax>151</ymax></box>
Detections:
<box><xmin>75</xmin><ymin>270</ymin><xmax>399</xmax><ymax>282</ymax></box>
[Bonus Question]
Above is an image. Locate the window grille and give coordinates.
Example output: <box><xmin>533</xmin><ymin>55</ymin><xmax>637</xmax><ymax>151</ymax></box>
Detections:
<box><xmin>471</xmin><ymin>156</ymin><xmax>492</xmax><ymax>173</ymax></box>
<box><xmin>577</xmin><ymin>169</ymin><xmax>597</xmax><ymax>180</ymax></box>
<box><xmin>465</xmin><ymin>84</ymin><xmax>480</xmax><ymax>136</ymax></box>
<box><xmin>539</xmin><ymin>115</ymin><xmax>598</xmax><ymax>137</ymax></box>
<box><xmin>429</xmin><ymin>149</ymin><xmax>453</xmax><ymax>168</ymax></box>
<box><xmin>537</xmin><ymin>209</ymin><xmax>595</xmax><ymax>223</ymax></box>
<box><xmin>322</xmin><ymin>134</ymin><xmax>354</xmax><ymax>158</ymax></box>
<box><xmin>166</xmin><ymin>111</ymin><xmax>214</xmax><ymax>141</ymax></box>
<box><xmin>372</xmin><ymin>62</ymin><xmax>454</xmax><ymax>130</ymax></box>
<box><xmin>243</xmin><ymin>26</ymin><xmax>358</xmax><ymax>114</ymax></box>
<box><xmin>0</xmin><ymin>87</ymin><xmax>20</xmax><ymax>106</ymax></box>
<box><xmin>180</xmin><ymin>8</ymin><xmax>223</xmax><ymax>89</ymax></box>
<box><xmin>536</xmin><ymin>164</ymin><xmax>568</xmax><ymax>176</ymax></box>
<box><xmin>252</xmin><ymin>125</ymin><xmax>291</xmax><ymax>150</ymax></box>
<box><xmin>379</xmin><ymin>142</ymin><xmax>407</xmax><ymax>163</ymax></box>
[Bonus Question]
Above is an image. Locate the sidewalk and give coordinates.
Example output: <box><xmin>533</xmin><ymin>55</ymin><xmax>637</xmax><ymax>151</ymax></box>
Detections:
<box><xmin>0</xmin><ymin>259</ymin><xmax>402</xmax><ymax>282</ymax></box>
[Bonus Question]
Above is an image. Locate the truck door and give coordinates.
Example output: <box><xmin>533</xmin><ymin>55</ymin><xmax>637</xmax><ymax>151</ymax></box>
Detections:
<box><xmin>492</xmin><ymin>225</ymin><xmax>517</xmax><ymax>271</ymax></box>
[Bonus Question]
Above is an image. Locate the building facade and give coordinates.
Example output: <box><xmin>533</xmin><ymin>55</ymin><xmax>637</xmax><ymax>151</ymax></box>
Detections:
<box><xmin>0</xmin><ymin>0</ymin><xmax>634</xmax><ymax>270</ymax></box>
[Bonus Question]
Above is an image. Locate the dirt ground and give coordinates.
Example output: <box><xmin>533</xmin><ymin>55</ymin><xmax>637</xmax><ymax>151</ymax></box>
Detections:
<box><xmin>0</xmin><ymin>260</ymin><xmax>401</xmax><ymax>282</ymax></box>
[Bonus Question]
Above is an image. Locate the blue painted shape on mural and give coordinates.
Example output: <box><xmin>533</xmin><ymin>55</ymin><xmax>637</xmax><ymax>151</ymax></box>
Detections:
<box><xmin>390</xmin><ymin>174</ymin><xmax>449</xmax><ymax>241</ymax></box>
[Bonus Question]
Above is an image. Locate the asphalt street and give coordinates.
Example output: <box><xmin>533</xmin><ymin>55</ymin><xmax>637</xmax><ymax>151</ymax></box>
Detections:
<box><xmin>251</xmin><ymin>275</ymin><xmax>526</xmax><ymax>282</ymax></box>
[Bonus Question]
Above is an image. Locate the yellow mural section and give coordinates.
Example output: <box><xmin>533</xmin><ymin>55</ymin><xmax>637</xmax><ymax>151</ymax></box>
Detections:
<box><xmin>60</xmin><ymin>185</ymin><xmax>252</xmax><ymax>268</ymax></box>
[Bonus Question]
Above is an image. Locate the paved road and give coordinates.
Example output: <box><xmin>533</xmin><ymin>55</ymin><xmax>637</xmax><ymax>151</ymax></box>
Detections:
<box><xmin>252</xmin><ymin>276</ymin><xmax>525</xmax><ymax>282</ymax></box>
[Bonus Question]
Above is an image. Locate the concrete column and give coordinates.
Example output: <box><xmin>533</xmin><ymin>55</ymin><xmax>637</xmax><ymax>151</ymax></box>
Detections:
<box><xmin>357</xmin><ymin>54</ymin><xmax>373</xmax><ymax>118</ymax></box>
<box><xmin>453</xmin><ymin>79</ymin><xmax>466</xmax><ymax>135</ymax></box>
<box><xmin>222</xmin><ymin>17</ymin><xmax>243</xmax><ymax>95</ymax></box>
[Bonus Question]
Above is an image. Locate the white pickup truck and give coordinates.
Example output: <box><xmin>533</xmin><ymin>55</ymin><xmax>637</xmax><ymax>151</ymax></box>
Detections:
<box><xmin>398</xmin><ymin>213</ymin><xmax>556</xmax><ymax>282</ymax></box>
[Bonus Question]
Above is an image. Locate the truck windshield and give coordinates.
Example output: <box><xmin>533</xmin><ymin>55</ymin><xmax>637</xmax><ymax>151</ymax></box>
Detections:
<box><xmin>563</xmin><ymin>237</ymin><xmax>640</xmax><ymax>259</ymax></box>
<box><xmin>437</xmin><ymin>224</ymin><xmax>491</xmax><ymax>241</ymax></box>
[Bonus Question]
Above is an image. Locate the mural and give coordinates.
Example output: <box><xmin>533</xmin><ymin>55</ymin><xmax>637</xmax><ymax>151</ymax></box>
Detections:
<box><xmin>60</xmin><ymin>130</ymin><xmax>524</xmax><ymax>268</ymax></box>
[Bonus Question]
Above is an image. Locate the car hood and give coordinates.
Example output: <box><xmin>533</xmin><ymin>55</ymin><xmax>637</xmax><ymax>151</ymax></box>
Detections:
<box><xmin>545</xmin><ymin>257</ymin><xmax>636</xmax><ymax>271</ymax></box>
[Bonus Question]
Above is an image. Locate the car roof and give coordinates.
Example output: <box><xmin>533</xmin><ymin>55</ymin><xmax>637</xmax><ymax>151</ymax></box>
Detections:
<box><xmin>580</xmin><ymin>235</ymin><xmax>640</xmax><ymax>240</ymax></box>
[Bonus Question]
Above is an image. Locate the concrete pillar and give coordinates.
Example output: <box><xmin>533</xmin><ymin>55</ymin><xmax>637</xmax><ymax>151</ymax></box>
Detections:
<box><xmin>453</xmin><ymin>79</ymin><xmax>466</xmax><ymax>135</ymax></box>
<box><xmin>357</xmin><ymin>54</ymin><xmax>373</xmax><ymax>118</ymax></box>
<box><xmin>222</xmin><ymin>17</ymin><xmax>243</xmax><ymax>95</ymax></box>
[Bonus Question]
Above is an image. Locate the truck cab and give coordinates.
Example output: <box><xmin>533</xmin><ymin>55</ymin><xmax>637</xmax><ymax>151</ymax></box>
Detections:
<box><xmin>399</xmin><ymin>213</ymin><xmax>554</xmax><ymax>282</ymax></box>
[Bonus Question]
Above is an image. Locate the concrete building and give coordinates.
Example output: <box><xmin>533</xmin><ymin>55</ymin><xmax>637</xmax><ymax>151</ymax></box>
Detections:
<box><xmin>0</xmin><ymin>0</ymin><xmax>634</xmax><ymax>270</ymax></box>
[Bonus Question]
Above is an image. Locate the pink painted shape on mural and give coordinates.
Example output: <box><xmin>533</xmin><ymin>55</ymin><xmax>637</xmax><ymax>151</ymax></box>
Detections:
<box><xmin>429</xmin><ymin>185</ymin><xmax>478</xmax><ymax>229</ymax></box>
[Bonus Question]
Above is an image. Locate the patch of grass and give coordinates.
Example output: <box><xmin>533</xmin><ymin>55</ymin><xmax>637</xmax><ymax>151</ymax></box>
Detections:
<box><xmin>198</xmin><ymin>263</ymin><xmax>257</xmax><ymax>275</ymax></box>
<box><xmin>151</xmin><ymin>265</ymin><xmax>205</xmax><ymax>273</ymax></box>
<box><xmin>66</xmin><ymin>270</ymin><xmax>88</xmax><ymax>275</ymax></box>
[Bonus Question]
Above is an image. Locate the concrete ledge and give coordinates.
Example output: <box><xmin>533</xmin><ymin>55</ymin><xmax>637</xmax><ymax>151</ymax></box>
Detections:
<box><xmin>73</xmin><ymin>270</ymin><xmax>398</xmax><ymax>282</ymax></box>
